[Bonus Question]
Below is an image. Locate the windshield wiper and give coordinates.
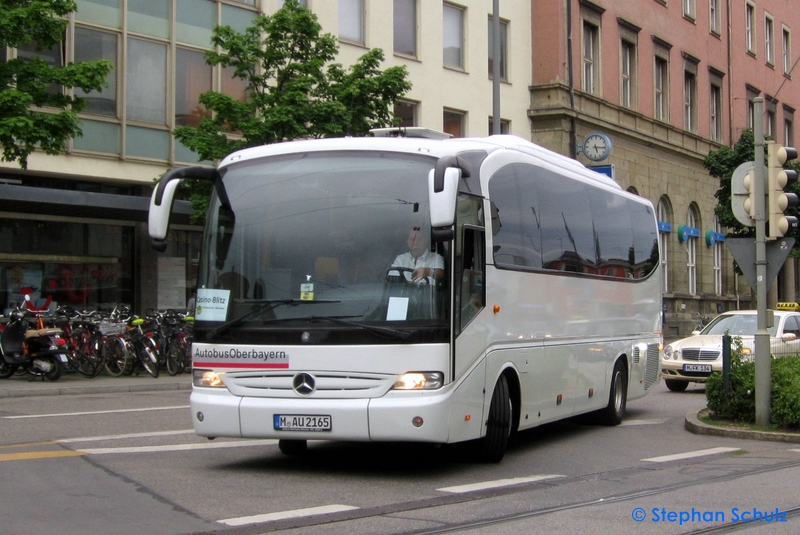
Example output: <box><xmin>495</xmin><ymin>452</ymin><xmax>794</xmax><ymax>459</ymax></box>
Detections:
<box><xmin>263</xmin><ymin>315</ymin><xmax>411</xmax><ymax>341</ymax></box>
<box><xmin>205</xmin><ymin>299</ymin><xmax>340</xmax><ymax>341</ymax></box>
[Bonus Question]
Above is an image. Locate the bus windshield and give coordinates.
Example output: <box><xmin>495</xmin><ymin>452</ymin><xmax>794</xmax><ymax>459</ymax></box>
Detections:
<box><xmin>196</xmin><ymin>150</ymin><xmax>450</xmax><ymax>344</ymax></box>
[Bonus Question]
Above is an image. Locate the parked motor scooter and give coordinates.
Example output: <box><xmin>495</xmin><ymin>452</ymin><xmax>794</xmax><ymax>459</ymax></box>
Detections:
<box><xmin>0</xmin><ymin>295</ymin><xmax>69</xmax><ymax>381</ymax></box>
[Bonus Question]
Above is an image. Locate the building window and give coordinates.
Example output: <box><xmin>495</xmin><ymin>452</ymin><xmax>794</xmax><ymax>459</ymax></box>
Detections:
<box><xmin>766</xmin><ymin>14</ymin><xmax>775</xmax><ymax>66</ymax></box>
<box><xmin>687</xmin><ymin>206</ymin><xmax>698</xmax><ymax>295</ymax></box>
<box><xmin>683</xmin><ymin>61</ymin><xmax>697</xmax><ymax>133</ymax></box>
<box><xmin>488</xmin><ymin>117</ymin><xmax>509</xmax><ymax>135</ymax></box>
<box><xmin>394</xmin><ymin>100</ymin><xmax>417</xmax><ymax>127</ymax></box>
<box><xmin>710</xmin><ymin>82</ymin><xmax>723</xmax><ymax>142</ymax></box>
<box><xmin>746</xmin><ymin>2</ymin><xmax>756</xmax><ymax>54</ymax></box>
<box><xmin>582</xmin><ymin>21</ymin><xmax>599</xmax><ymax>94</ymax></box>
<box><xmin>394</xmin><ymin>0</ymin><xmax>416</xmax><ymax>57</ymax></box>
<box><xmin>279</xmin><ymin>0</ymin><xmax>307</xmax><ymax>6</ymax></box>
<box><xmin>655</xmin><ymin>57</ymin><xmax>669</xmax><ymax>121</ymax></box>
<box><xmin>74</xmin><ymin>27</ymin><xmax>117</xmax><ymax>117</ymax></box>
<box><xmin>784</xmin><ymin>27</ymin><xmax>792</xmax><ymax>75</ymax></box>
<box><xmin>175</xmin><ymin>48</ymin><xmax>211</xmax><ymax>128</ymax></box>
<box><xmin>488</xmin><ymin>16</ymin><xmax>508</xmax><ymax>81</ymax></box>
<box><xmin>443</xmin><ymin>3</ymin><xmax>464</xmax><ymax>69</ymax></box>
<box><xmin>746</xmin><ymin>87</ymin><xmax>760</xmax><ymax>130</ymax></box>
<box><xmin>339</xmin><ymin>0</ymin><xmax>365</xmax><ymax>44</ymax></box>
<box><xmin>126</xmin><ymin>38</ymin><xmax>167</xmax><ymax>125</ymax></box>
<box><xmin>785</xmin><ymin>108</ymin><xmax>795</xmax><ymax>146</ymax></box>
<box><xmin>443</xmin><ymin>108</ymin><xmax>465</xmax><ymax>137</ymax></box>
<box><xmin>658</xmin><ymin>198</ymin><xmax>671</xmax><ymax>294</ymax></box>
<box><xmin>709</xmin><ymin>0</ymin><xmax>720</xmax><ymax>35</ymax></box>
<box><xmin>766</xmin><ymin>98</ymin><xmax>777</xmax><ymax>139</ymax></box>
<box><xmin>683</xmin><ymin>0</ymin><xmax>694</xmax><ymax>20</ymax></box>
<box><xmin>713</xmin><ymin>217</ymin><xmax>723</xmax><ymax>296</ymax></box>
<box><xmin>621</xmin><ymin>40</ymin><xmax>634</xmax><ymax>108</ymax></box>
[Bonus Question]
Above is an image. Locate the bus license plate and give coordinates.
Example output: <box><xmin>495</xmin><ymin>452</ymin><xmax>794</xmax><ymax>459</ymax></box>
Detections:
<box><xmin>274</xmin><ymin>414</ymin><xmax>331</xmax><ymax>432</ymax></box>
<box><xmin>683</xmin><ymin>364</ymin><xmax>712</xmax><ymax>372</ymax></box>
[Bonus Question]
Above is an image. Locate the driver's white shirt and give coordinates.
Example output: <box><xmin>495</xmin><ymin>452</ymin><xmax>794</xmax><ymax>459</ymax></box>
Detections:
<box><xmin>391</xmin><ymin>250</ymin><xmax>444</xmax><ymax>282</ymax></box>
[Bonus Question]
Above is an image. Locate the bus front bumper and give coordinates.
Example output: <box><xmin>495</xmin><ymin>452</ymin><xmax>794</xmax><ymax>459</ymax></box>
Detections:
<box><xmin>190</xmin><ymin>388</ymin><xmax>461</xmax><ymax>444</ymax></box>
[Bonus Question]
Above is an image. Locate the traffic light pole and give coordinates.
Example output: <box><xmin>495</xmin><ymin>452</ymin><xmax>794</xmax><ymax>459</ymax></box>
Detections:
<box><xmin>753</xmin><ymin>98</ymin><xmax>771</xmax><ymax>427</ymax></box>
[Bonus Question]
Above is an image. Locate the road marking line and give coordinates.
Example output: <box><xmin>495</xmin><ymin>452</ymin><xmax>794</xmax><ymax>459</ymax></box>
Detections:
<box><xmin>437</xmin><ymin>475</ymin><xmax>564</xmax><ymax>494</ymax></box>
<box><xmin>58</xmin><ymin>429</ymin><xmax>195</xmax><ymax>443</ymax></box>
<box><xmin>642</xmin><ymin>447</ymin><xmax>741</xmax><ymax>463</ymax></box>
<box><xmin>218</xmin><ymin>505</ymin><xmax>360</xmax><ymax>526</ymax></box>
<box><xmin>1</xmin><ymin>405</ymin><xmax>189</xmax><ymax>419</ymax></box>
<box><xmin>0</xmin><ymin>450</ymin><xmax>86</xmax><ymax>462</ymax></box>
<box><xmin>620</xmin><ymin>418</ymin><xmax>669</xmax><ymax>426</ymax></box>
<box><xmin>0</xmin><ymin>441</ymin><xmax>58</xmax><ymax>449</ymax></box>
<box><xmin>78</xmin><ymin>439</ymin><xmax>278</xmax><ymax>455</ymax></box>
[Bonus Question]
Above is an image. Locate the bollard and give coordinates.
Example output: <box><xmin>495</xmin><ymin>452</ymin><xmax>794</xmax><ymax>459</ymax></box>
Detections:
<box><xmin>722</xmin><ymin>334</ymin><xmax>731</xmax><ymax>393</ymax></box>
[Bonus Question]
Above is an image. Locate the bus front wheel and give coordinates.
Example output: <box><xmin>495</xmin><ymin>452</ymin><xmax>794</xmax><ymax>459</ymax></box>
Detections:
<box><xmin>475</xmin><ymin>374</ymin><xmax>512</xmax><ymax>463</ymax></box>
<box><xmin>278</xmin><ymin>439</ymin><xmax>307</xmax><ymax>456</ymax></box>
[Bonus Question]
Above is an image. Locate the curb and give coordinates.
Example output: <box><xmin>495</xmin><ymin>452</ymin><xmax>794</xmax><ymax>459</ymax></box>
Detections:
<box><xmin>0</xmin><ymin>378</ymin><xmax>191</xmax><ymax>398</ymax></box>
<box><xmin>685</xmin><ymin>408</ymin><xmax>800</xmax><ymax>443</ymax></box>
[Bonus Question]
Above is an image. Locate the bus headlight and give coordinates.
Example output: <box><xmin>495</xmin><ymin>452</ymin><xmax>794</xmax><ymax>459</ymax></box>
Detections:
<box><xmin>193</xmin><ymin>369</ymin><xmax>226</xmax><ymax>388</ymax></box>
<box><xmin>392</xmin><ymin>372</ymin><xmax>444</xmax><ymax>390</ymax></box>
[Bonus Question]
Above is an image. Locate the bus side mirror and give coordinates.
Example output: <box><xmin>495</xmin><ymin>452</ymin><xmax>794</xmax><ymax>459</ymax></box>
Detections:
<box><xmin>148</xmin><ymin>165</ymin><xmax>218</xmax><ymax>251</ymax></box>
<box><xmin>429</xmin><ymin>167</ymin><xmax>459</xmax><ymax>238</ymax></box>
<box><xmin>149</xmin><ymin>178</ymin><xmax>181</xmax><ymax>248</ymax></box>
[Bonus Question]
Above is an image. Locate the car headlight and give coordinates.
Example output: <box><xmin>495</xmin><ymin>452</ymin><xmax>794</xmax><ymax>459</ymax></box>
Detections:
<box><xmin>392</xmin><ymin>372</ymin><xmax>443</xmax><ymax>390</ymax></box>
<box><xmin>193</xmin><ymin>369</ymin><xmax>226</xmax><ymax>388</ymax></box>
<box><xmin>664</xmin><ymin>345</ymin><xmax>673</xmax><ymax>358</ymax></box>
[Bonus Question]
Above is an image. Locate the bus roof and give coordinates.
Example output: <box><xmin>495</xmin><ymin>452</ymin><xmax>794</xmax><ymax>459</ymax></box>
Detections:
<box><xmin>218</xmin><ymin>134</ymin><xmax>620</xmax><ymax>189</ymax></box>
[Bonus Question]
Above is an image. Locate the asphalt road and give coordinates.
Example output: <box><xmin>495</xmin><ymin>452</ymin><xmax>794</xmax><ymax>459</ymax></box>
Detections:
<box><xmin>2</xmin><ymin>378</ymin><xmax>800</xmax><ymax>535</ymax></box>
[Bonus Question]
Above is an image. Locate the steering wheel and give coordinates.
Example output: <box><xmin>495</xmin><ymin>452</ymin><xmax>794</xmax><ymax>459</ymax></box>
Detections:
<box><xmin>385</xmin><ymin>266</ymin><xmax>429</xmax><ymax>284</ymax></box>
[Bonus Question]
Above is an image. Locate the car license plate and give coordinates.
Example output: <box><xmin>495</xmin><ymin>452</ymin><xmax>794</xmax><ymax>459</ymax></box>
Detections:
<box><xmin>683</xmin><ymin>364</ymin><xmax>712</xmax><ymax>372</ymax></box>
<box><xmin>273</xmin><ymin>414</ymin><xmax>331</xmax><ymax>432</ymax></box>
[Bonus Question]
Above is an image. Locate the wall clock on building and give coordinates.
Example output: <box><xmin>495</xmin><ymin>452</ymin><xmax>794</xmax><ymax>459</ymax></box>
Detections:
<box><xmin>582</xmin><ymin>132</ymin><xmax>612</xmax><ymax>161</ymax></box>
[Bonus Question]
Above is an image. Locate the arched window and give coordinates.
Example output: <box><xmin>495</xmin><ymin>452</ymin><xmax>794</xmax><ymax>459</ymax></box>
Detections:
<box><xmin>713</xmin><ymin>216</ymin><xmax>723</xmax><ymax>295</ymax></box>
<box><xmin>657</xmin><ymin>197</ymin><xmax>672</xmax><ymax>293</ymax></box>
<box><xmin>686</xmin><ymin>205</ymin><xmax>700</xmax><ymax>295</ymax></box>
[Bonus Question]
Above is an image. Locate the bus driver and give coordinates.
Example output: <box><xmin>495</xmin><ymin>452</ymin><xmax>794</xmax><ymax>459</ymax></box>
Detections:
<box><xmin>390</xmin><ymin>227</ymin><xmax>444</xmax><ymax>284</ymax></box>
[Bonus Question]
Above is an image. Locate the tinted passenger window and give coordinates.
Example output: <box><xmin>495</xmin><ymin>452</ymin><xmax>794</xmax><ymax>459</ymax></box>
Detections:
<box><xmin>489</xmin><ymin>162</ymin><xmax>659</xmax><ymax>280</ymax></box>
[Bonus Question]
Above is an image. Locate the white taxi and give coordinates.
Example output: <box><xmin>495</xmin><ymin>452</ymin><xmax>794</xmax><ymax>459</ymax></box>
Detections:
<box><xmin>661</xmin><ymin>304</ymin><xmax>800</xmax><ymax>392</ymax></box>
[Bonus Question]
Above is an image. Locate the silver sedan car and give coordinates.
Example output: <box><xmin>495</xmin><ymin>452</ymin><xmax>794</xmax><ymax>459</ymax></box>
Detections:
<box><xmin>661</xmin><ymin>307</ymin><xmax>800</xmax><ymax>392</ymax></box>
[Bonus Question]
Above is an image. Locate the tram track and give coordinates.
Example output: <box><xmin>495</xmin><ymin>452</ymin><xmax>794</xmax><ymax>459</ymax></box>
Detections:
<box><xmin>191</xmin><ymin>456</ymin><xmax>800</xmax><ymax>535</ymax></box>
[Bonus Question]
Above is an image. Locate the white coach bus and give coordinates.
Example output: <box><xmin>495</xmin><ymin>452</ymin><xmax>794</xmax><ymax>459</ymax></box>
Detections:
<box><xmin>149</xmin><ymin>130</ymin><xmax>662</xmax><ymax>462</ymax></box>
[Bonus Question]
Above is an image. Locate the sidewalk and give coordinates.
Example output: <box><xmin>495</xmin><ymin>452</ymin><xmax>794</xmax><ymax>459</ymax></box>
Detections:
<box><xmin>0</xmin><ymin>371</ymin><xmax>191</xmax><ymax>398</ymax></box>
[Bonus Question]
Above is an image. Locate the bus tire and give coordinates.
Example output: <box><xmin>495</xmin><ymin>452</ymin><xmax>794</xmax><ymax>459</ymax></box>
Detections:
<box><xmin>664</xmin><ymin>379</ymin><xmax>689</xmax><ymax>392</ymax></box>
<box><xmin>597</xmin><ymin>359</ymin><xmax>627</xmax><ymax>426</ymax></box>
<box><xmin>476</xmin><ymin>374</ymin><xmax>512</xmax><ymax>463</ymax></box>
<box><xmin>278</xmin><ymin>439</ymin><xmax>307</xmax><ymax>456</ymax></box>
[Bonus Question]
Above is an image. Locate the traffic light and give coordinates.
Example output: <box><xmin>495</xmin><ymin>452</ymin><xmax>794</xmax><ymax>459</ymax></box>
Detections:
<box><xmin>730</xmin><ymin>162</ymin><xmax>757</xmax><ymax>227</ymax></box>
<box><xmin>767</xmin><ymin>142</ymin><xmax>799</xmax><ymax>238</ymax></box>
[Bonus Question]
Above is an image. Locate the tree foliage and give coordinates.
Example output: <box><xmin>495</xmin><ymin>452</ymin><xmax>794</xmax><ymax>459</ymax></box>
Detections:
<box><xmin>173</xmin><ymin>0</ymin><xmax>412</xmax><ymax>164</ymax></box>
<box><xmin>705</xmin><ymin>129</ymin><xmax>800</xmax><ymax>244</ymax></box>
<box><xmin>0</xmin><ymin>0</ymin><xmax>113</xmax><ymax>169</ymax></box>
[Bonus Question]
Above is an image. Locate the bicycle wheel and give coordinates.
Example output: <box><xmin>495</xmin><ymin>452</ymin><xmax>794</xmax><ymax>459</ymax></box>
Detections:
<box><xmin>103</xmin><ymin>336</ymin><xmax>131</xmax><ymax>377</ymax></box>
<box><xmin>136</xmin><ymin>337</ymin><xmax>160</xmax><ymax>378</ymax></box>
<box><xmin>165</xmin><ymin>342</ymin><xmax>184</xmax><ymax>376</ymax></box>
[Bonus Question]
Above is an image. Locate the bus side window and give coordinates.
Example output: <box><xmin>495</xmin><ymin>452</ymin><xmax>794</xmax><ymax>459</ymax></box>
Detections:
<box><xmin>457</xmin><ymin>226</ymin><xmax>485</xmax><ymax>334</ymax></box>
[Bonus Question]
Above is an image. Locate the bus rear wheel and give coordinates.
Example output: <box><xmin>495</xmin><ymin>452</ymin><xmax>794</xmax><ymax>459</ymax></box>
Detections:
<box><xmin>475</xmin><ymin>374</ymin><xmax>512</xmax><ymax>463</ymax></box>
<box><xmin>278</xmin><ymin>439</ymin><xmax>307</xmax><ymax>456</ymax></box>
<box><xmin>596</xmin><ymin>359</ymin><xmax>627</xmax><ymax>425</ymax></box>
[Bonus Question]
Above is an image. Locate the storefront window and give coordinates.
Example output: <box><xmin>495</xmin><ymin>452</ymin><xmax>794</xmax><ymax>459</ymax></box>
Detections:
<box><xmin>0</xmin><ymin>219</ymin><xmax>134</xmax><ymax>313</ymax></box>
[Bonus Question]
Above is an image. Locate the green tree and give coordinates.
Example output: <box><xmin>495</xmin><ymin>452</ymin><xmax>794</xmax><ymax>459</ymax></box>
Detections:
<box><xmin>0</xmin><ymin>0</ymin><xmax>113</xmax><ymax>169</ymax></box>
<box><xmin>174</xmin><ymin>0</ymin><xmax>411</xmax><ymax>164</ymax></box>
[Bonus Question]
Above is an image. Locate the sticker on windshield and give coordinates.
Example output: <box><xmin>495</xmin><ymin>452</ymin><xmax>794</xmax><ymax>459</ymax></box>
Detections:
<box><xmin>386</xmin><ymin>297</ymin><xmax>409</xmax><ymax>321</ymax></box>
<box><xmin>195</xmin><ymin>289</ymin><xmax>231</xmax><ymax>322</ymax></box>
